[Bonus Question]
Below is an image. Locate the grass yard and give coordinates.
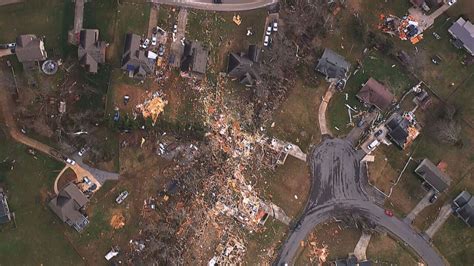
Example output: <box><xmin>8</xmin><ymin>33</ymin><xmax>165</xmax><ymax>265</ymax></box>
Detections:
<box><xmin>295</xmin><ymin>222</ymin><xmax>361</xmax><ymax>264</ymax></box>
<box><xmin>0</xmin><ymin>130</ymin><xmax>82</xmax><ymax>265</ymax></box>
<box><xmin>0</xmin><ymin>0</ymin><xmax>74</xmax><ymax>57</ymax></box>
<box><xmin>267</xmin><ymin>81</ymin><xmax>325</xmax><ymax>152</ymax></box>
<box><xmin>433</xmin><ymin>216</ymin><xmax>474</xmax><ymax>265</ymax></box>
<box><xmin>367</xmin><ymin>233</ymin><xmax>419</xmax><ymax>265</ymax></box>
<box><xmin>245</xmin><ymin>218</ymin><xmax>288</xmax><ymax>264</ymax></box>
<box><xmin>327</xmin><ymin>49</ymin><xmax>416</xmax><ymax>136</ymax></box>
<box><xmin>186</xmin><ymin>9</ymin><xmax>267</xmax><ymax>72</ymax></box>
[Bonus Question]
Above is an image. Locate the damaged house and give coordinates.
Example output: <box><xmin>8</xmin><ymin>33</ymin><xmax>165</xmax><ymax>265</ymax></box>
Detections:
<box><xmin>315</xmin><ymin>48</ymin><xmax>351</xmax><ymax>89</ymax></box>
<box><xmin>49</xmin><ymin>183</ymin><xmax>89</xmax><ymax>232</ymax></box>
<box><xmin>15</xmin><ymin>34</ymin><xmax>47</xmax><ymax>70</ymax></box>
<box><xmin>356</xmin><ymin>78</ymin><xmax>395</xmax><ymax>112</ymax></box>
<box><xmin>385</xmin><ymin>113</ymin><xmax>420</xmax><ymax>149</ymax></box>
<box><xmin>448</xmin><ymin>17</ymin><xmax>474</xmax><ymax>56</ymax></box>
<box><xmin>121</xmin><ymin>33</ymin><xmax>155</xmax><ymax>79</ymax></box>
<box><xmin>181</xmin><ymin>40</ymin><xmax>208</xmax><ymax>79</ymax></box>
<box><xmin>227</xmin><ymin>45</ymin><xmax>261</xmax><ymax>86</ymax></box>
<box><xmin>78</xmin><ymin>29</ymin><xmax>106</xmax><ymax>73</ymax></box>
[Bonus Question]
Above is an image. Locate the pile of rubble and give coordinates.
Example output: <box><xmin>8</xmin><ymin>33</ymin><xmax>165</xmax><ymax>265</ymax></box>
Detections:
<box><xmin>135</xmin><ymin>91</ymin><xmax>168</xmax><ymax>125</ymax></box>
<box><xmin>379</xmin><ymin>14</ymin><xmax>423</xmax><ymax>44</ymax></box>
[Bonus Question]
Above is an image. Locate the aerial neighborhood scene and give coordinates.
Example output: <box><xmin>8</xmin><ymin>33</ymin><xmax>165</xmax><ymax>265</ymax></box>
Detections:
<box><xmin>1</xmin><ymin>0</ymin><xmax>474</xmax><ymax>265</ymax></box>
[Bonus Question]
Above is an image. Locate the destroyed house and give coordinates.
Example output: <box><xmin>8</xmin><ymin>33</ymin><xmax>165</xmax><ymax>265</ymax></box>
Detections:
<box><xmin>315</xmin><ymin>48</ymin><xmax>351</xmax><ymax>84</ymax></box>
<box><xmin>448</xmin><ymin>17</ymin><xmax>474</xmax><ymax>56</ymax></box>
<box><xmin>15</xmin><ymin>34</ymin><xmax>47</xmax><ymax>69</ymax></box>
<box><xmin>356</xmin><ymin>78</ymin><xmax>394</xmax><ymax>112</ymax></box>
<box><xmin>78</xmin><ymin>29</ymin><xmax>106</xmax><ymax>73</ymax></box>
<box><xmin>452</xmin><ymin>191</ymin><xmax>474</xmax><ymax>227</ymax></box>
<box><xmin>227</xmin><ymin>45</ymin><xmax>261</xmax><ymax>86</ymax></box>
<box><xmin>48</xmin><ymin>183</ymin><xmax>89</xmax><ymax>232</ymax></box>
<box><xmin>415</xmin><ymin>159</ymin><xmax>451</xmax><ymax>193</ymax></box>
<box><xmin>181</xmin><ymin>41</ymin><xmax>208</xmax><ymax>79</ymax></box>
<box><xmin>385</xmin><ymin>112</ymin><xmax>410</xmax><ymax>149</ymax></box>
<box><xmin>121</xmin><ymin>33</ymin><xmax>154</xmax><ymax>79</ymax></box>
<box><xmin>0</xmin><ymin>189</ymin><xmax>11</xmax><ymax>224</ymax></box>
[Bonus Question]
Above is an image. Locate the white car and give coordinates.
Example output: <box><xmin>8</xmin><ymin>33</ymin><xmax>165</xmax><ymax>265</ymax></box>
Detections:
<box><xmin>78</xmin><ymin>147</ymin><xmax>87</xmax><ymax>156</ymax></box>
<box><xmin>284</xmin><ymin>144</ymin><xmax>293</xmax><ymax>153</ymax></box>
<box><xmin>367</xmin><ymin>139</ymin><xmax>380</xmax><ymax>150</ymax></box>
<box><xmin>266</xmin><ymin>25</ymin><xmax>272</xmax><ymax>36</ymax></box>
<box><xmin>83</xmin><ymin>176</ymin><xmax>92</xmax><ymax>185</ymax></box>
<box><xmin>272</xmin><ymin>20</ymin><xmax>278</xmax><ymax>32</ymax></box>
<box><xmin>173</xmin><ymin>24</ymin><xmax>178</xmax><ymax>33</ymax></box>
<box><xmin>447</xmin><ymin>0</ymin><xmax>456</xmax><ymax>5</ymax></box>
<box><xmin>263</xmin><ymin>35</ymin><xmax>270</xmax><ymax>47</ymax></box>
<box><xmin>66</xmin><ymin>158</ymin><xmax>76</xmax><ymax>165</ymax></box>
<box><xmin>116</xmin><ymin>191</ymin><xmax>129</xmax><ymax>204</ymax></box>
<box><xmin>151</xmin><ymin>36</ymin><xmax>157</xmax><ymax>46</ymax></box>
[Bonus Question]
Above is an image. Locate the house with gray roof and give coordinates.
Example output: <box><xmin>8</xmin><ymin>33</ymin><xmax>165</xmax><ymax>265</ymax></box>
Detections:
<box><xmin>181</xmin><ymin>40</ymin><xmax>208</xmax><ymax>79</ymax></box>
<box><xmin>78</xmin><ymin>29</ymin><xmax>106</xmax><ymax>73</ymax></box>
<box><xmin>452</xmin><ymin>191</ymin><xmax>474</xmax><ymax>227</ymax></box>
<box><xmin>49</xmin><ymin>183</ymin><xmax>89</xmax><ymax>232</ymax></box>
<box><xmin>15</xmin><ymin>34</ymin><xmax>47</xmax><ymax>70</ymax></box>
<box><xmin>448</xmin><ymin>17</ymin><xmax>474</xmax><ymax>56</ymax></box>
<box><xmin>227</xmin><ymin>45</ymin><xmax>261</xmax><ymax>86</ymax></box>
<box><xmin>121</xmin><ymin>33</ymin><xmax>154</xmax><ymax>79</ymax></box>
<box><xmin>0</xmin><ymin>188</ymin><xmax>12</xmax><ymax>224</ymax></box>
<box><xmin>315</xmin><ymin>48</ymin><xmax>351</xmax><ymax>88</ymax></box>
<box><xmin>415</xmin><ymin>159</ymin><xmax>451</xmax><ymax>193</ymax></box>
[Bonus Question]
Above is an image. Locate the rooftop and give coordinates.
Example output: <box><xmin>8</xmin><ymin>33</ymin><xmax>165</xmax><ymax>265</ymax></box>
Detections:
<box><xmin>414</xmin><ymin>159</ymin><xmax>451</xmax><ymax>193</ymax></box>
<box><xmin>121</xmin><ymin>33</ymin><xmax>154</xmax><ymax>78</ymax></box>
<box><xmin>48</xmin><ymin>183</ymin><xmax>89</xmax><ymax>232</ymax></box>
<box><xmin>78</xmin><ymin>29</ymin><xmax>106</xmax><ymax>73</ymax></box>
<box><xmin>315</xmin><ymin>48</ymin><xmax>351</xmax><ymax>82</ymax></box>
<box><xmin>448</xmin><ymin>17</ymin><xmax>474</xmax><ymax>56</ymax></box>
<box><xmin>15</xmin><ymin>34</ymin><xmax>47</xmax><ymax>63</ymax></box>
<box><xmin>356</xmin><ymin>78</ymin><xmax>395</xmax><ymax>111</ymax></box>
<box><xmin>453</xmin><ymin>191</ymin><xmax>474</xmax><ymax>227</ymax></box>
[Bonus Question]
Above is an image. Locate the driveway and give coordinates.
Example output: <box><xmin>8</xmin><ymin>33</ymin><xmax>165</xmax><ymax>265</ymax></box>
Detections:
<box><xmin>274</xmin><ymin>138</ymin><xmax>445</xmax><ymax>266</ymax></box>
<box><xmin>149</xmin><ymin>0</ymin><xmax>278</xmax><ymax>11</ymax></box>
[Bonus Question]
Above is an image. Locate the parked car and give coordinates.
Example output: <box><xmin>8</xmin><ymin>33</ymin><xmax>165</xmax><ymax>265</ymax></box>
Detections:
<box><xmin>432</xmin><ymin>32</ymin><xmax>441</xmax><ymax>40</ymax></box>
<box><xmin>265</xmin><ymin>25</ymin><xmax>272</xmax><ymax>36</ymax></box>
<box><xmin>429</xmin><ymin>194</ymin><xmax>438</xmax><ymax>203</ymax></box>
<box><xmin>384</xmin><ymin>209</ymin><xmax>394</xmax><ymax>217</ymax></box>
<box><xmin>263</xmin><ymin>35</ymin><xmax>270</xmax><ymax>47</ymax></box>
<box><xmin>213</xmin><ymin>0</ymin><xmax>222</xmax><ymax>3</ymax></box>
<box><xmin>83</xmin><ymin>176</ymin><xmax>92</xmax><ymax>185</ymax></box>
<box><xmin>66</xmin><ymin>158</ymin><xmax>76</xmax><ymax>165</ymax></box>
<box><xmin>6</xmin><ymin>43</ymin><xmax>16</xmax><ymax>48</ymax></box>
<box><xmin>447</xmin><ymin>0</ymin><xmax>456</xmax><ymax>5</ymax></box>
<box><xmin>173</xmin><ymin>24</ymin><xmax>178</xmax><ymax>33</ymax></box>
<box><xmin>272</xmin><ymin>20</ymin><xmax>278</xmax><ymax>32</ymax></box>
<box><xmin>78</xmin><ymin>147</ymin><xmax>87</xmax><ymax>157</ymax></box>
<box><xmin>283</xmin><ymin>144</ymin><xmax>293</xmax><ymax>153</ymax></box>
<box><xmin>374</xmin><ymin>129</ymin><xmax>383</xmax><ymax>138</ymax></box>
<box><xmin>158</xmin><ymin>44</ymin><xmax>165</xmax><ymax>57</ymax></box>
<box><xmin>151</xmin><ymin>35</ymin><xmax>157</xmax><ymax>46</ymax></box>
<box><xmin>367</xmin><ymin>139</ymin><xmax>380</xmax><ymax>150</ymax></box>
<box><xmin>116</xmin><ymin>191</ymin><xmax>129</xmax><ymax>204</ymax></box>
<box><xmin>431</xmin><ymin>55</ymin><xmax>442</xmax><ymax>65</ymax></box>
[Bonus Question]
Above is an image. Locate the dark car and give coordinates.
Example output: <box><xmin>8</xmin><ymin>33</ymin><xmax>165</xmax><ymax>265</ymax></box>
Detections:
<box><xmin>213</xmin><ymin>0</ymin><xmax>222</xmax><ymax>3</ymax></box>
<box><xmin>158</xmin><ymin>44</ymin><xmax>165</xmax><ymax>57</ymax></box>
<box><xmin>429</xmin><ymin>194</ymin><xmax>438</xmax><ymax>203</ymax></box>
<box><xmin>374</xmin><ymin>129</ymin><xmax>383</xmax><ymax>138</ymax></box>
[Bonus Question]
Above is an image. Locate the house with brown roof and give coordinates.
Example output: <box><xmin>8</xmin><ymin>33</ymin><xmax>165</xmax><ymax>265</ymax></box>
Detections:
<box><xmin>356</xmin><ymin>78</ymin><xmax>395</xmax><ymax>112</ymax></box>
<box><xmin>121</xmin><ymin>33</ymin><xmax>154</xmax><ymax>79</ymax></box>
<box><xmin>48</xmin><ymin>183</ymin><xmax>89</xmax><ymax>232</ymax></box>
<box><xmin>15</xmin><ymin>34</ymin><xmax>47</xmax><ymax>70</ymax></box>
<box><xmin>78</xmin><ymin>29</ymin><xmax>106</xmax><ymax>73</ymax></box>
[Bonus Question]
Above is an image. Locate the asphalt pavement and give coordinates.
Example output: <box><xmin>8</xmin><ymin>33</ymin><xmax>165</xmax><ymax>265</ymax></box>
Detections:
<box><xmin>274</xmin><ymin>138</ymin><xmax>445</xmax><ymax>266</ymax></box>
<box><xmin>149</xmin><ymin>0</ymin><xmax>278</xmax><ymax>11</ymax></box>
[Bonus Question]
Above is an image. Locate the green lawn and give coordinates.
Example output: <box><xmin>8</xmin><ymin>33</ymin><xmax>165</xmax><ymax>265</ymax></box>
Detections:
<box><xmin>0</xmin><ymin>131</ymin><xmax>82</xmax><ymax>265</ymax></box>
<box><xmin>0</xmin><ymin>0</ymin><xmax>75</xmax><ymax>57</ymax></box>
<box><xmin>434</xmin><ymin>216</ymin><xmax>474</xmax><ymax>265</ymax></box>
<box><xmin>327</xmin><ymin>49</ymin><xmax>416</xmax><ymax>135</ymax></box>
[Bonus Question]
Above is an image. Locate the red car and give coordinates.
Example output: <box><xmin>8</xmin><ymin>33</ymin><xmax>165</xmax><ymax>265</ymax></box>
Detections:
<box><xmin>384</xmin><ymin>209</ymin><xmax>394</xmax><ymax>217</ymax></box>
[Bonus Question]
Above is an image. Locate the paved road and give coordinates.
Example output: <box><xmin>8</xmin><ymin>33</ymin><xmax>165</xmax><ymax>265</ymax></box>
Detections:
<box><xmin>149</xmin><ymin>0</ymin><xmax>277</xmax><ymax>11</ymax></box>
<box><xmin>274</xmin><ymin>138</ymin><xmax>445</xmax><ymax>266</ymax></box>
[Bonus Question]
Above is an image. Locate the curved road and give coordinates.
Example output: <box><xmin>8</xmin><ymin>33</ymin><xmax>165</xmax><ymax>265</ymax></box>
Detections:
<box><xmin>275</xmin><ymin>138</ymin><xmax>445</xmax><ymax>266</ymax></box>
<box><xmin>149</xmin><ymin>0</ymin><xmax>278</xmax><ymax>11</ymax></box>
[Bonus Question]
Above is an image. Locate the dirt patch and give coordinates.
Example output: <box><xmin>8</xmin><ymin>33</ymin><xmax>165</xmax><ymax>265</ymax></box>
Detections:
<box><xmin>110</xmin><ymin>210</ymin><xmax>126</xmax><ymax>229</ymax></box>
<box><xmin>113</xmin><ymin>83</ymin><xmax>149</xmax><ymax>114</ymax></box>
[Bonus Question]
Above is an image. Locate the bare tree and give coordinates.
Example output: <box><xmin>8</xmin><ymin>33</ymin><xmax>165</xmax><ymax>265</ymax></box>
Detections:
<box><xmin>435</xmin><ymin>119</ymin><xmax>462</xmax><ymax>145</ymax></box>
